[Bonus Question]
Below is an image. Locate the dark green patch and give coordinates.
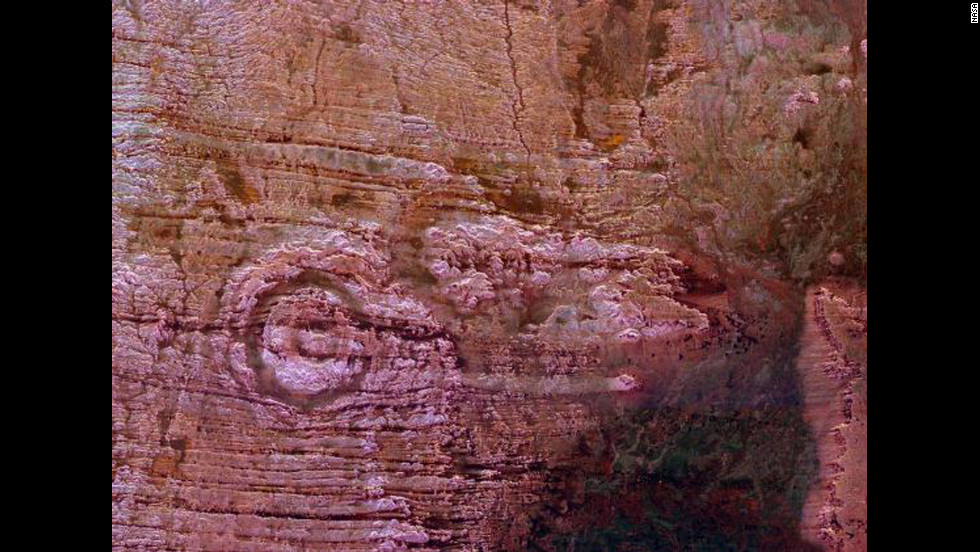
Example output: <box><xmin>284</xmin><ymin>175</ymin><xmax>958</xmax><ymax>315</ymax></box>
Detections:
<box><xmin>528</xmin><ymin>405</ymin><xmax>819</xmax><ymax>551</ymax></box>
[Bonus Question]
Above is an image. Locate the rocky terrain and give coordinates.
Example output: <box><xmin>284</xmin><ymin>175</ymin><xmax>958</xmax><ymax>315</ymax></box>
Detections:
<box><xmin>112</xmin><ymin>1</ymin><xmax>867</xmax><ymax>550</ymax></box>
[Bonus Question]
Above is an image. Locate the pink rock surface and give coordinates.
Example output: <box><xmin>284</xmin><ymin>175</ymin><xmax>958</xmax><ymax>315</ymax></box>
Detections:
<box><xmin>113</xmin><ymin>1</ymin><xmax>866</xmax><ymax>550</ymax></box>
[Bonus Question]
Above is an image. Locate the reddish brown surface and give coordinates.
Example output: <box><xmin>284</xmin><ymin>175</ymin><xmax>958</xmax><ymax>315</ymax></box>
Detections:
<box><xmin>798</xmin><ymin>282</ymin><xmax>867</xmax><ymax>551</ymax></box>
<box><xmin>113</xmin><ymin>1</ymin><xmax>866</xmax><ymax>550</ymax></box>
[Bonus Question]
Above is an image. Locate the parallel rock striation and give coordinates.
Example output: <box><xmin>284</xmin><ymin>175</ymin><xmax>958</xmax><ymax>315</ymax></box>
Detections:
<box><xmin>113</xmin><ymin>1</ymin><xmax>866</xmax><ymax>550</ymax></box>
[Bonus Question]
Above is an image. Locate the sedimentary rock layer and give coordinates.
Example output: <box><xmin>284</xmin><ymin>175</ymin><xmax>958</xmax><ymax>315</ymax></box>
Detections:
<box><xmin>113</xmin><ymin>1</ymin><xmax>866</xmax><ymax>550</ymax></box>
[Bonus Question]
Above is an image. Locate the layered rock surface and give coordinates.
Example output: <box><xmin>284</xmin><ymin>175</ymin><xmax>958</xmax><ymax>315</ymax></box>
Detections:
<box><xmin>113</xmin><ymin>1</ymin><xmax>866</xmax><ymax>550</ymax></box>
<box><xmin>797</xmin><ymin>282</ymin><xmax>867</xmax><ymax>552</ymax></box>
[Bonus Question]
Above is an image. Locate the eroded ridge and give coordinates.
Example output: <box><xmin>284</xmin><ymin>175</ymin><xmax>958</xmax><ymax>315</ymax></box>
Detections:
<box><xmin>798</xmin><ymin>283</ymin><xmax>867</xmax><ymax>552</ymax></box>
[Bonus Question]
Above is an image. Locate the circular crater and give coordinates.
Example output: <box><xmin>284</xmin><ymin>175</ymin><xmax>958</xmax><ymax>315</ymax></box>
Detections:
<box><xmin>259</xmin><ymin>287</ymin><xmax>371</xmax><ymax>396</ymax></box>
<box><xmin>232</xmin><ymin>266</ymin><xmax>455</xmax><ymax>409</ymax></box>
<box><xmin>235</xmin><ymin>270</ymin><xmax>379</xmax><ymax>406</ymax></box>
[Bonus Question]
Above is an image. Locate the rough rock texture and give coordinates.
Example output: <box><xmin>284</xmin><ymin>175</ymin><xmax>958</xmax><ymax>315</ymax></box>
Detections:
<box><xmin>797</xmin><ymin>282</ymin><xmax>867</xmax><ymax>552</ymax></box>
<box><xmin>112</xmin><ymin>1</ymin><xmax>866</xmax><ymax>550</ymax></box>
